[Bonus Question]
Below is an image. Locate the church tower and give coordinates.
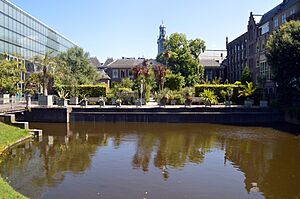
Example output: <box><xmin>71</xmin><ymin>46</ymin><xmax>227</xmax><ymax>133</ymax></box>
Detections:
<box><xmin>157</xmin><ymin>22</ymin><xmax>166</xmax><ymax>55</ymax></box>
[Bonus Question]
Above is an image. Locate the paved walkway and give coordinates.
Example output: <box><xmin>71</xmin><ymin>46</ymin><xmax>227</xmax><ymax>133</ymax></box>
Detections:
<box><xmin>0</xmin><ymin>102</ymin><xmax>26</xmax><ymax>113</ymax></box>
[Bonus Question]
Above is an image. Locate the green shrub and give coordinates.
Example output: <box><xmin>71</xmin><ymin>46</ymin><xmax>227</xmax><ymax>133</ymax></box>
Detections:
<box><xmin>165</xmin><ymin>73</ymin><xmax>185</xmax><ymax>91</ymax></box>
<box><xmin>195</xmin><ymin>84</ymin><xmax>242</xmax><ymax>104</ymax></box>
<box><xmin>78</xmin><ymin>85</ymin><xmax>107</xmax><ymax>97</ymax></box>
<box><xmin>55</xmin><ymin>84</ymin><xmax>107</xmax><ymax>98</ymax></box>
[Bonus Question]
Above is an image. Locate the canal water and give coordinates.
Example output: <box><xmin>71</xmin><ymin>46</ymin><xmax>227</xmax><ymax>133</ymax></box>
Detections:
<box><xmin>1</xmin><ymin>122</ymin><xmax>300</xmax><ymax>199</ymax></box>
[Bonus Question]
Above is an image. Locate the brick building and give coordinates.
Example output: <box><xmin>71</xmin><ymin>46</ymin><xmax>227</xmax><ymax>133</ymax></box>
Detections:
<box><xmin>226</xmin><ymin>0</ymin><xmax>300</xmax><ymax>93</ymax></box>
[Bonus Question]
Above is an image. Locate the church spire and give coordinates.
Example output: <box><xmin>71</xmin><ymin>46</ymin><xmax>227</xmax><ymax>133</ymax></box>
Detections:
<box><xmin>157</xmin><ymin>21</ymin><xmax>166</xmax><ymax>56</ymax></box>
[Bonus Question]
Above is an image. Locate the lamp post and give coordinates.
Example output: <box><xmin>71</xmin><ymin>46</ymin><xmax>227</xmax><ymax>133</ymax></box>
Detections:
<box><xmin>140</xmin><ymin>82</ymin><xmax>143</xmax><ymax>107</ymax></box>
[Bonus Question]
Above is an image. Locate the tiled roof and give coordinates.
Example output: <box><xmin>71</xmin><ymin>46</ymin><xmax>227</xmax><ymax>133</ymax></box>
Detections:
<box><xmin>200</xmin><ymin>59</ymin><xmax>220</xmax><ymax>68</ymax></box>
<box><xmin>89</xmin><ymin>57</ymin><xmax>101</xmax><ymax>68</ymax></box>
<box><xmin>259</xmin><ymin>0</ymin><xmax>299</xmax><ymax>25</ymax></box>
<box><xmin>103</xmin><ymin>58</ymin><xmax>114</xmax><ymax>67</ymax></box>
<box><xmin>107</xmin><ymin>58</ymin><xmax>145</xmax><ymax>69</ymax></box>
<box><xmin>98</xmin><ymin>70</ymin><xmax>111</xmax><ymax>80</ymax></box>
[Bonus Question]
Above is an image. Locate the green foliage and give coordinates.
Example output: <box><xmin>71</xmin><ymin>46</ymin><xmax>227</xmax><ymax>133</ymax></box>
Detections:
<box><xmin>238</xmin><ymin>82</ymin><xmax>256</xmax><ymax>98</ymax></box>
<box><xmin>195</xmin><ymin>84</ymin><xmax>242</xmax><ymax>104</ymax></box>
<box><xmin>158</xmin><ymin>88</ymin><xmax>171</xmax><ymax>105</ymax></box>
<box><xmin>157</xmin><ymin>33</ymin><xmax>206</xmax><ymax>86</ymax></box>
<box><xmin>57</xmin><ymin>47</ymin><xmax>99</xmax><ymax>85</ymax></box>
<box><xmin>131</xmin><ymin>60</ymin><xmax>155</xmax><ymax>102</ymax></box>
<box><xmin>0</xmin><ymin>122</ymin><xmax>29</xmax><ymax>198</ymax></box>
<box><xmin>182</xmin><ymin>87</ymin><xmax>194</xmax><ymax>97</ymax></box>
<box><xmin>55</xmin><ymin>84</ymin><xmax>106</xmax><ymax>98</ymax></box>
<box><xmin>241</xmin><ymin>65</ymin><xmax>252</xmax><ymax>84</ymax></box>
<box><xmin>78</xmin><ymin>85</ymin><xmax>107</xmax><ymax>98</ymax></box>
<box><xmin>0</xmin><ymin>178</ymin><xmax>28</xmax><ymax>199</ymax></box>
<box><xmin>164</xmin><ymin>73</ymin><xmax>185</xmax><ymax>91</ymax></box>
<box><xmin>57</xmin><ymin>89</ymin><xmax>69</xmax><ymax>99</ymax></box>
<box><xmin>0</xmin><ymin>57</ymin><xmax>25</xmax><ymax>94</ymax></box>
<box><xmin>200</xmin><ymin>89</ymin><xmax>218</xmax><ymax>106</ymax></box>
<box><xmin>266</xmin><ymin>21</ymin><xmax>300</xmax><ymax>105</ymax></box>
<box><xmin>31</xmin><ymin>51</ymin><xmax>57</xmax><ymax>96</ymax></box>
<box><xmin>220</xmin><ymin>87</ymin><xmax>234</xmax><ymax>102</ymax></box>
<box><xmin>119</xmin><ymin>78</ymin><xmax>134</xmax><ymax>89</ymax></box>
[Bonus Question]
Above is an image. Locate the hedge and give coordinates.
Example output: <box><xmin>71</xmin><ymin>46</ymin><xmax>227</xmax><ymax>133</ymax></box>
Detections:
<box><xmin>55</xmin><ymin>84</ymin><xmax>107</xmax><ymax>97</ymax></box>
<box><xmin>195</xmin><ymin>84</ymin><xmax>243</xmax><ymax>104</ymax></box>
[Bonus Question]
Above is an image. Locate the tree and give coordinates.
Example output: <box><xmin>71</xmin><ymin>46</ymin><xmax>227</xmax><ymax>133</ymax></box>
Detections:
<box><xmin>153</xmin><ymin>64</ymin><xmax>168</xmax><ymax>92</ymax></box>
<box><xmin>266</xmin><ymin>21</ymin><xmax>300</xmax><ymax>104</ymax></box>
<box><xmin>131</xmin><ymin>60</ymin><xmax>155</xmax><ymax>101</ymax></box>
<box><xmin>241</xmin><ymin>65</ymin><xmax>252</xmax><ymax>84</ymax></box>
<box><xmin>157</xmin><ymin>33</ymin><xmax>206</xmax><ymax>86</ymax></box>
<box><xmin>58</xmin><ymin>47</ymin><xmax>99</xmax><ymax>86</ymax></box>
<box><xmin>164</xmin><ymin>73</ymin><xmax>185</xmax><ymax>91</ymax></box>
<box><xmin>31</xmin><ymin>51</ymin><xmax>57</xmax><ymax>96</ymax></box>
<box><xmin>0</xmin><ymin>55</ymin><xmax>25</xmax><ymax>94</ymax></box>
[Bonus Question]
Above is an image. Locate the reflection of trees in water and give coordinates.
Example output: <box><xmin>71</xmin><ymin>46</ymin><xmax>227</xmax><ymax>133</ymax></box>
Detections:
<box><xmin>222</xmin><ymin>130</ymin><xmax>300</xmax><ymax>199</ymax></box>
<box><xmin>0</xmin><ymin>132</ymin><xmax>108</xmax><ymax>199</ymax></box>
<box><xmin>2</xmin><ymin>123</ymin><xmax>299</xmax><ymax>199</ymax></box>
<box><xmin>131</xmin><ymin>130</ymin><xmax>217</xmax><ymax>179</ymax></box>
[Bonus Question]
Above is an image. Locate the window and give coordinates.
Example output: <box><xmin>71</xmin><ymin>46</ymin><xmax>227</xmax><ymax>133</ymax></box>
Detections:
<box><xmin>121</xmin><ymin>70</ymin><xmax>125</xmax><ymax>78</ymax></box>
<box><xmin>274</xmin><ymin>18</ymin><xmax>278</xmax><ymax>28</ymax></box>
<box><xmin>206</xmin><ymin>70</ymin><xmax>213</xmax><ymax>80</ymax></box>
<box><xmin>112</xmin><ymin>69</ymin><xmax>118</xmax><ymax>79</ymax></box>
<box><xmin>260</xmin><ymin>22</ymin><xmax>269</xmax><ymax>35</ymax></box>
<box><xmin>282</xmin><ymin>13</ymin><xmax>286</xmax><ymax>24</ymax></box>
<box><xmin>290</xmin><ymin>7</ymin><xmax>296</xmax><ymax>15</ymax></box>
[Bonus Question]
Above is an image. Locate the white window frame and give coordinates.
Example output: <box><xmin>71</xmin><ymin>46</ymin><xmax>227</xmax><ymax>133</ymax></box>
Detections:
<box><xmin>112</xmin><ymin>69</ymin><xmax>118</xmax><ymax>79</ymax></box>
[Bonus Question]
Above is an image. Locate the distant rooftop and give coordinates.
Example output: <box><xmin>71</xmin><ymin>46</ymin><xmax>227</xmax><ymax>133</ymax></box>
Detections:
<box><xmin>106</xmin><ymin>57</ymin><xmax>145</xmax><ymax>69</ymax></box>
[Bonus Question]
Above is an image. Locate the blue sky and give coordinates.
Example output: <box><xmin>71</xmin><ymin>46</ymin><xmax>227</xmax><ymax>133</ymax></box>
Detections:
<box><xmin>11</xmin><ymin>0</ymin><xmax>282</xmax><ymax>61</ymax></box>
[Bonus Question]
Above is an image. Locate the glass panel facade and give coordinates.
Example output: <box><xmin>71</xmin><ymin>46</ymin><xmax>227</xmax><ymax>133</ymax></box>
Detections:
<box><xmin>0</xmin><ymin>0</ymin><xmax>76</xmax><ymax>60</ymax></box>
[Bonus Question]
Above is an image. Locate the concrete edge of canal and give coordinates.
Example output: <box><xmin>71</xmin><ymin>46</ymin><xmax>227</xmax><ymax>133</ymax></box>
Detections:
<box><xmin>17</xmin><ymin>107</ymin><xmax>285</xmax><ymax>125</ymax></box>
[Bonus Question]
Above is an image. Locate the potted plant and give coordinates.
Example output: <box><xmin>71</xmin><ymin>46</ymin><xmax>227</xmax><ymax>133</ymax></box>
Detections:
<box><xmin>80</xmin><ymin>94</ymin><xmax>88</xmax><ymax>107</ymax></box>
<box><xmin>116</xmin><ymin>98</ymin><xmax>122</xmax><ymax>107</ymax></box>
<box><xmin>221</xmin><ymin>88</ymin><xmax>233</xmax><ymax>107</ymax></box>
<box><xmin>158</xmin><ymin>89</ymin><xmax>169</xmax><ymax>107</ymax></box>
<box><xmin>185</xmin><ymin>93</ymin><xmax>193</xmax><ymax>107</ymax></box>
<box><xmin>57</xmin><ymin>89</ymin><xmax>69</xmax><ymax>107</ymax></box>
<box><xmin>135</xmin><ymin>98</ymin><xmax>143</xmax><ymax>107</ymax></box>
<box><xmin>201</xmin><ymin>89</ymin><xmax>218</xmax><ymax>107</ymax></box>
<box><xmin>99</xmin><ymin>96</ymin><xmax>106</xmax><ymax>107</ymax></box>
<box><xmin>238</xmin><ymin>82</ymin><xmax>256</xmax><ymax>107</ymax></box>
<box><xmin>69</xmin><ymin>85</ymin><xmax>79</xmax><ymax>105</ymax></box>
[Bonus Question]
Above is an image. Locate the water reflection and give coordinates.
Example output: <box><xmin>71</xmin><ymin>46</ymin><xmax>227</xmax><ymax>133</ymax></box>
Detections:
<box><xmin>0</xmin><ymin>122</ymin><xmax>299</xmax><ymax>199</ymax></box>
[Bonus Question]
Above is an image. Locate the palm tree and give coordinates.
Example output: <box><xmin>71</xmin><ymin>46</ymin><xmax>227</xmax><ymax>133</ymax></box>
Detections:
<box><xmin>153</xmin><ymin>64</ymin><xmax>168</xmax><ymax>92</ymax></box>
<box><xmin>31</xmin><ymin>51</ymin><xmax>57</xmax><ymax>96</ymax></box>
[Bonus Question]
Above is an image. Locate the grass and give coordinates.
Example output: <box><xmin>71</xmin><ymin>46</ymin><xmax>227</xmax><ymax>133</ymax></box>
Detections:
<box><xmin>0</xmin><ymin>122</ymin><xmax>29</xmax><ymax>199</ymax></box>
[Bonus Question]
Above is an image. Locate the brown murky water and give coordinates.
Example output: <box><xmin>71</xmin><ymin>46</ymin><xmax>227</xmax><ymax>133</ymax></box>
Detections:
<box><xmin>1</xmin><ymin>122</ymin><xmax>300</xmax><ymax>199</ymax></box>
